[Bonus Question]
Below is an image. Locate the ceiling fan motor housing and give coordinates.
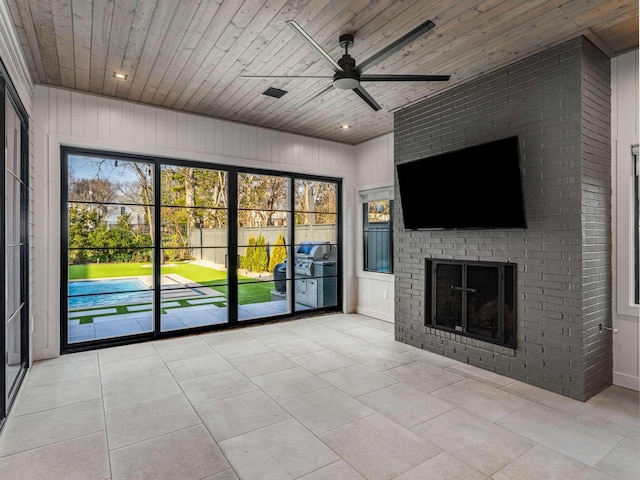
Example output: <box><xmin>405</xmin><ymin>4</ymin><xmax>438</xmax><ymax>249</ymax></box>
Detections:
<box><xmin>333</xmin><ymin>54</ymin><xmax>360</xmax><ymax>90</ymax></box>
<box><xmin>338</xmin><ymin>34</ymin><xmax>354</xmax><ymax>49</ymax></box>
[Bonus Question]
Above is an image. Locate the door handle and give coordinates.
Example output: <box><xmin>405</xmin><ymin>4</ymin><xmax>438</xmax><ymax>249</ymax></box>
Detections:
<box><xmin>450</xmin><ymin>285</ymin><xmax>477</xmax><ymax>293</ymax></box>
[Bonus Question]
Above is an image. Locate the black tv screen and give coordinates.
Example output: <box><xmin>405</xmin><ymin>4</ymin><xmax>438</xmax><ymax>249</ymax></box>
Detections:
<box><xmin>397</xmin><ymin>136</ymin><xmax>527</xmax><ymax>230</ymax></box>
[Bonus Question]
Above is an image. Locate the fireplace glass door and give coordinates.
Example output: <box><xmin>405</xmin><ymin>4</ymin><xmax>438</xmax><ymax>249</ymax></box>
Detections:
<box><xmin>434</xmin><ymin>263</ymin><xmax>464</xmax><ymax>331</ymax></box>
<box><xmin>428</xmin><ymin>259</ymin><xmax>515</xmax><ymax>348</ymax></box>
<box><xmin>466</xmin><ymin>265</ymin><xmax>500</xmax><ymax>339</ymax></box>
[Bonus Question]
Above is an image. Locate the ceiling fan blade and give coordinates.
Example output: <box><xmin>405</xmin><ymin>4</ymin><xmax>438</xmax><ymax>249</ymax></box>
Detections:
<box><xmin>294</xmin><ymin>84</ymin><xmax>334</xmax><ymax>109</ymax></box>
<box><xmin>358</xmin><ymin>19</ymin><xmax>436</xmax><ymax>73</ymax></box>
<box><xmin>286</xmin><ymin>20</ymin><xmax>343</xmax><ymax>73</ymax></box>
<box><xmin>241</xmin><ymin>75</ymin><xmax>333</xmax><ymax>79</ymax></box>
<box><xmin>360</xmin><ymin>74</ymin><xmax>450</xmax><ymax>82</ymax></box>
<box><xmin>353</xmin><ymin>85</ymin><xmax>381</xmax><ymax>111</ymax></box>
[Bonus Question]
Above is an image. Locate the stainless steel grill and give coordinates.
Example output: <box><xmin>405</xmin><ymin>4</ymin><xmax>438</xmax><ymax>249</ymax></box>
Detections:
<box><xmin>294</xmin><ymin>241</ymin><xmax>332</xmax><ymax>276</ymax></box>
<box><xmin>293</xmin><ymin>241</ymin><xmax>337</xmax><ymax>308</ymax></box>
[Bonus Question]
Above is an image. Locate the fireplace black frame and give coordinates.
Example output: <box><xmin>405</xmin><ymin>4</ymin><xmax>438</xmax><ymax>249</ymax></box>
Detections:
<box><xmin>425</xmin><ymin>258</ymin><xmax>517</xmax><ymax>348</ymax></box>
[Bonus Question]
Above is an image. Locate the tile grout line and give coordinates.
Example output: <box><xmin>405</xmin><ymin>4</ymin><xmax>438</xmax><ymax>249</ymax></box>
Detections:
<box><xmin>268</xmin><ymin>320</ymin><xmax>445</xmax><ymax>479</ymax></box>
<box><xmin>164</xmin><ymin>336</ymin><xmax>246</xmax><ymax>480</ymax></box>
<box><xmin>6</xmin><ymin>315</ymin><xmax>635</xmax><ymax>480</ymax></box>
<box><xmin>97</xmin><ymin>347</ymin><xmax>115</xmax><ymax>480</ymax></box>
<box><xmin>218</xmin><ymin>321</ymin><xmax>383</xmax><ymax>479</ymax></box>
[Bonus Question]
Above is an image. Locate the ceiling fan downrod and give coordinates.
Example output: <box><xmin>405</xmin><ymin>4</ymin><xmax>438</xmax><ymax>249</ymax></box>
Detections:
<box><xmin>333</xmin><ymin>34</ymin><xmax>359</xmax><ymax>90</ymax></box>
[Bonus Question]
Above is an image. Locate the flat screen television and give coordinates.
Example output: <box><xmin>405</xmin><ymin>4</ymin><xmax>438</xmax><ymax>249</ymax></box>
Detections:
<box><xmin>396</xmin><ymin>136</ymin><xmax>527</xmax><ymax>230</ymax></box>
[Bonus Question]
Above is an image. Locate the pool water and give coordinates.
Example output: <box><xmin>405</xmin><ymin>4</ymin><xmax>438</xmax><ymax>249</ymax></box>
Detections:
<box><xmin>68</xmin><ymin>278</ymin><xmax>151</xmax><ymax>309</ymax></box>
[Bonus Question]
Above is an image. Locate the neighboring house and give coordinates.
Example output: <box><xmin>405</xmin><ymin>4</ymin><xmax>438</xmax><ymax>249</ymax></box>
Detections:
<box><xmin>103</xmin><ymin>201</ymin><xmax>147</xmax><ymax>230</ymax></box>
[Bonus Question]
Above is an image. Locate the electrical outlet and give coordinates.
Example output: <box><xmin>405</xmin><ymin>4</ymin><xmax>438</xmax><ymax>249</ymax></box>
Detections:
<box><xmin>382</xmin><ymin>290</ymin><xmax>388</xmax><ymax>299</ymax></box>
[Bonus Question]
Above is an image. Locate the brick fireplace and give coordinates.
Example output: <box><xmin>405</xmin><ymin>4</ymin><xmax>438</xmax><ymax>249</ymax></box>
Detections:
<box><xmin>393</xmin><ymin>37</ymin><xmax>612</xmax><ymax>401</ymax></box>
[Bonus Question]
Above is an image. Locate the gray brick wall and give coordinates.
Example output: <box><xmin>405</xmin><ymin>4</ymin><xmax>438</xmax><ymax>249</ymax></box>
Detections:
<box><xmin>393</xmin><ymin>37</ymin><xmax>612</xmax><ymax>401</ymax></box>
<box><xmin>580</xmin><ymin>40</ymin><xmax>613</xmax><ymax>399</ymax></box>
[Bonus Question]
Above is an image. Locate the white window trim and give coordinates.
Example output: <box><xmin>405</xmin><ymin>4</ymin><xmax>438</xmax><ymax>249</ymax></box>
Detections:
<box><xmin>615</xmin><ymin>144</ymin><xmax>640</xmax><ymax>318</ymax></box>
<box><xmin>357</xmin><ymin>185</ymin><xmax>394</xmax><ymax>278</ymax></box>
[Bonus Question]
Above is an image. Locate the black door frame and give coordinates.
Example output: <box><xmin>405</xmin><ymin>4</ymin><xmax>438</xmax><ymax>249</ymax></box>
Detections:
<box><xmin>61</xmin><ymin>147</ymin><xmax>342</xmax><ymax>353</ymax></box>
<box><xmin>0</xmin><ymin>60</ymin><xmax>30</xmax><ymax>431</ymax></box>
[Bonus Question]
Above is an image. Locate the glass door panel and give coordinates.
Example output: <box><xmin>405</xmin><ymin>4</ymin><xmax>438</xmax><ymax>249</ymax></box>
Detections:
<box><xmin>466</xmin><ymin>265</ymin><xmax>500</xmax><ymax>339</ymax></box>
<box><xmin>66</xmin><ymin>155</ymin><xmax>155</xmax><ymax>343</ymax></box>
<box><xmin>237</xmin><ymin>173</ymin><xmax>291</xmax><ymax>321</ymax></box>
<box><xmin>5</xmin><ymin>90</ymin><xmax>28</xmax><ymax>409</ymax></box>
<box><xmin>434</xmin><ymin>263</ymin><xmax>463</xmax><ymax>330</ymax></box>
<box><xmin>293</xmin><ymin>179</ymin><xmax>338</xmax><ymax>312</ymax></box>
<box><xmin>62</xmin><ymin>154</ymin><xmax>342</xmax><ymax>349</ymax></box>
<box><xmin>6</xmin><ymin>225</ymin><xmax>23</xmax><ymax>396</ymax></box>
<box><xmin>160</xmin><ymin>166</ymin><xmax>229</xmax><ymax>330</ymax></box>
<box><xmin>67</xmin><ymin>248</ymin><xmax>154</xmax><ymax>341</ymax></box>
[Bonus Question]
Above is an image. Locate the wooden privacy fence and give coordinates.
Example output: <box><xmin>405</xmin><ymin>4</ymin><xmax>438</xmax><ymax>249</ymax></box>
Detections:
<box><xmin>189</xmin><ymin>225</ymin><xmax>337</xmax><ymax>265</ymax></box>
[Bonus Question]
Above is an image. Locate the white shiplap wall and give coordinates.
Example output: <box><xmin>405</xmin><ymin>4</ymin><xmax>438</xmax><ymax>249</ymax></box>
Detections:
<box><xmin>354</xmin><ymin>132</ymin><xmax>395</xmax><ymax>322</ymax></box>
<box><xmin>0</xmin><ymin>1</ymin><xmax>35</xmax><ymax>365</ymax></box>
<box><xmin>611</xmin><ymin>49</ymin><xmax>640</xmax><ymax>391</ymax></box>
<box><xmin>0</xmin><ymin>1</ymin><xmax>33</xmax><ymax>113</ymax></box>
<box><xmin>32</xmin><ymin>85</ymin><xmax>359</xmax><ymax>360</ymax></box>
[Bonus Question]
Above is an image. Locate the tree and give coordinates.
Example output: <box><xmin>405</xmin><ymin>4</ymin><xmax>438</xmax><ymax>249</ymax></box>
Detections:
<box><xmin>238</xmin><ymin>173</ymin><xmax>288</xmax><ymax>227</ymax></box>
<box><xmin>268</xmin><ymin>233</ymin><xmax>287</xmax><ymax>272</ymax></box>
<box><xmin>241</xmin><ymin>236</ymin><xmax>257</xmax><ymax>271</ymax></box>
<box><xmin>67</xmin><ymin>205</ymin><xmax>152</xmax><ymax>265</ymax></box>
<box><xmin>67</xmin><ymin>205</ymin><xmax>106</xmax><ymax>264</ymax></box>
<box><xmin>194</xmin><ymin>169</ymin><xmax>227</xmax><ymax>228</ymax></box>
<box><xmin>104</xmin><ymin>213</ymin><xmax>152</xmax><ymax>262</ymax></box>
<box><xmin>123</xmin><ymin>162</ymin><xmax>154</xmax><ymax>244</ymax></box>
<box><xmin>68</xmin><ymin>177</ymin><xmax>116</xmax><ymax>204</ymax></box>
<box><xmin>253</xmin><ymin>235</ymin><xmax>268</xmax><ymax>273</ymax></box>
<box><xmin>294</xmin><ymin>180</ymin><xmax>337</xmax><ymax>226</ymax></box>
<box><xmin>160</xmin><ymin>166</ymin><xmax>229</xmax><ymax>262</ymax></box>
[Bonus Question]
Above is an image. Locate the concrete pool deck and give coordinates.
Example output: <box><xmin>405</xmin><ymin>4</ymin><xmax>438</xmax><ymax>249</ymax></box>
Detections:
<box><xmin>68</xmin><ymin>274</ymin><xmax>226</xmax><ymax>312</ymax></box>
<box><xmin>135</xmin><ymin>274</ymin><xmax>224</xmax><ymax>300</ymax></box>
<box><xmin>68</xmin><ymin>274</ymin><xmax>227</xmax><ymax>342</ymax></box>
<box><xmin>67</xmin><ymin>299</ymin><xmax>312</xmax><ymax>343</ymax></box>
<box><xmin>66</xmin><ymin>272</ymin><xmax>314</xmax><ymax>343</ymax></box>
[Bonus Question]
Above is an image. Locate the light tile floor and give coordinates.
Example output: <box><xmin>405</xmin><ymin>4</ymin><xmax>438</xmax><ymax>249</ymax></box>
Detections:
<box><xmin>0</xmin><ymin>313</ymin><xmax>638</xmax><ymax>480</ymax></box>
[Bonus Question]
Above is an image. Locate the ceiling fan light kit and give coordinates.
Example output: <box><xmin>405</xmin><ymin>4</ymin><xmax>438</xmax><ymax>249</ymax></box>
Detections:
<box><xmin>242</xmin><ymin>19</ymin><xmax>450</xmax><ymax>111</ymax></box>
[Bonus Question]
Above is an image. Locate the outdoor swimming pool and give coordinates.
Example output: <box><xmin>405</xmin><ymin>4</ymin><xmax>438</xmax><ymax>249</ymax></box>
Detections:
<box><xmin>68</xmin><ymin>278</ymin><xmax>151</xmax><ymax>309</ymax></box>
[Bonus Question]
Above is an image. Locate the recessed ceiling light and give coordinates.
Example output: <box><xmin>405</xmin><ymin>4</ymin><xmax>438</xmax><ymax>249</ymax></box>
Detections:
<box><xmin>113</xmin><ymin>72</ymin><xmax>128</xmax><ymax>80</ymax></box>
<box><xmin>340</xmin><ymin>124</ymin><xmax>351</xmax><ymax>129</ymax></box>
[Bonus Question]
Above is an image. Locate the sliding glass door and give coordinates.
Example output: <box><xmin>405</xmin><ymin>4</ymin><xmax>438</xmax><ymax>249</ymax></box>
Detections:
<box><xmin>1</xmin><ymin>71</ymin><xmax>29</xmax><ymax>427</ymax></box>
<box><xmin>160</xmin><ymin>165</ymin><xmax>229</xmax><ymax>331</ymax></box>
<box><xmin>65</xmin><ymin>155</ymin><xmax>155</xmax><ymax>342</ymax></box>
<box><xmin>237</xmin><ymin>172</ymin><xmax>291</xmax><ymax>321</ymax></box>
<box><xmin>62</xmin><ymin>150</ymin><xmax>341</xmax><ymax>350</ymax></box>
<box><xmin>293</xmin><ymin>179</ymin><xmax>339</xmax><ymax>313</ymax></box>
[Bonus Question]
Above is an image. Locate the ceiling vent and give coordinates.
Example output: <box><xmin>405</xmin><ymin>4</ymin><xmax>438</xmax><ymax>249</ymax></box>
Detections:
<box><xmin>263</xmin><ymin>87</ymin><xmax>287</xmax><ymax>98</ymax></box>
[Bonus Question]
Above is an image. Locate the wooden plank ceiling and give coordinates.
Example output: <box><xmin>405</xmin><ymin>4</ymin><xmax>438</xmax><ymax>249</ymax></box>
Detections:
<box><xmin>8</xmin><ymin>0</ymin><xmax>639</xmax><ymax>144</ymax></box>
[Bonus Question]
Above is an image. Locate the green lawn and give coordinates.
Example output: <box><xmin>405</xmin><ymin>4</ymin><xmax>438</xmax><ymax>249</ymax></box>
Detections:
<box><xmin>69</xmin><ymin>263</ymin><xmax>154</xmax><ymax>280</ymax></box>
<box><xmin>68</xmin><ymin>262</ymin><xmax>275</xmax><ymax>304</ymax></box>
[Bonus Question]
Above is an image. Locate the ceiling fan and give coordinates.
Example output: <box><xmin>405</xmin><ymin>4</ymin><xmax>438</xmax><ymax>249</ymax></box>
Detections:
<box><xmin>242</xmin><ymin>19</ymin><xmax>450</xmax><ymax>111</ymax></box>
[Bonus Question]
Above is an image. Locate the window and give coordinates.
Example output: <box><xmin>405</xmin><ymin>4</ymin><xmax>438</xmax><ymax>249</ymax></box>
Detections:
<box><xmin>362</xmin><ymin>188</ymin><xmax>393</xmax><ymax>273</ymax></box>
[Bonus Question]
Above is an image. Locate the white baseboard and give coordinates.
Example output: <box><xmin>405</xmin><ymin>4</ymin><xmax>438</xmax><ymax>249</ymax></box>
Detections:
<box><xmin>613</xmin><ymin>371</ymin><xmax>640</xmax><ymax>391</ymax></box>
<box><xmin>32</xmin><ymin>346</ymin><xmax>61</xmax><ymax>362</ymax></box>
<box><xmin>356</xmin><ymin>307</ymin><xmax>394</xmax><ymax>323</ymax></box>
